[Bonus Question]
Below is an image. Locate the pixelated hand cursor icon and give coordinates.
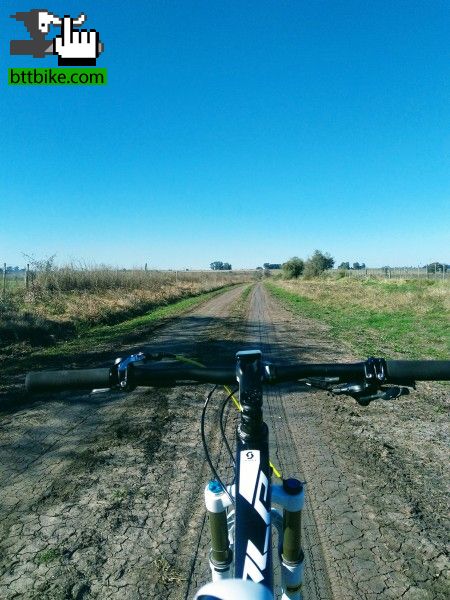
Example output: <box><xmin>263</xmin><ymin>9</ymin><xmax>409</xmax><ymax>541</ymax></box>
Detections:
<box><xmin>53</xmin><ymin>14</ymin><xmax>103</xmax><ymax>66</ymax></box>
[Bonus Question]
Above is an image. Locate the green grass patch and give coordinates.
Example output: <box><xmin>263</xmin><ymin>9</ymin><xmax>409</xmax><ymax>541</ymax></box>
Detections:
<box><xmin>240</xmin><ymin>284</ymin><xmax>253</xmax><ymax>303</ymax></box>
<box><xmin>265</xmin><ymin>280</ymin><xmax>449</xmax><ymax>359</ymax></box>
<box><xmin>34</xmin><ymin>548</ymin><xmax>61</xmax><ymax>564</ymax></box>
<box><xmin>229</xmin><ymin>283</ymin><xmax>254</xmax><ymax>320</ymax></box>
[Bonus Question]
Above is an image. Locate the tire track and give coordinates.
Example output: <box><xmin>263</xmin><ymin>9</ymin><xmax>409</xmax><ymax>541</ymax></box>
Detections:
<box><xmin>185</xmin><ymin>283</ymin><xmax>335</xmax><ymax>599</ymax></box>
<box><xmin>246</xmin><ymin>284</ymin><xmax>334</xmax><ymax>600</ymax></box>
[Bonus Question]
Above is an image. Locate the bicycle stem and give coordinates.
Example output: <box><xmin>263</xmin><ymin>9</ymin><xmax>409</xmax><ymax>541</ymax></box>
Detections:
<box><xmin>236</xmin><ymin>350</ymin><xmax>267</xmax><ymax>442</ymax></box>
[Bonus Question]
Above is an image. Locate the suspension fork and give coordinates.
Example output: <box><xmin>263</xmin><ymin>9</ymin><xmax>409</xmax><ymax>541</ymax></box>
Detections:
<box><xmin>272</xmin><ymin>479</ymin><xmax>305</xmax><ymax>600</ymax></box>
<box><xmin>204</xmin><ymin>480</ymin><xmax>233</xmax><ymax>580</ymax></box>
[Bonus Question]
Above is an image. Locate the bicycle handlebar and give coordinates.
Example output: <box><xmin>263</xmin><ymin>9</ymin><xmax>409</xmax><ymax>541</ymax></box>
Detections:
<box><xmin>25</xmin><ymin>359</ymin><xmax>450</xmax><ymax>393</ymax></box>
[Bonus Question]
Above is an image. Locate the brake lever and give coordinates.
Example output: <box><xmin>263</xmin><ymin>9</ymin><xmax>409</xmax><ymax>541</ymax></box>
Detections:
<box><xmin>304</xmin><ymin>377</ymin><xmax>340</xmax><ymax>390</ymax></box>
<box><xmin>113</xmin><ymin>351</ymin><xmax>179</xmax><ymax>390</ymax></box>
<box><xmin>114</xmin><ymin>352</ymin><xmax>147</xmax><ymax>390</ymax></box>
<box><xmin>331</xmin><ymin>382</ymin><xmax>410</xmax><ymax>406</ymax></box>
<box><xmin>329</xmin><ymin>356</ymin><xmax>412</xmax><ymax>405</ymax></box>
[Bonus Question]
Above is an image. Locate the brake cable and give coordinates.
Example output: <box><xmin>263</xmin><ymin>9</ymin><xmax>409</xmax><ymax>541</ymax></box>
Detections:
<box><xmin>115</xmin><ymin>350</ymin><xmax>283</xmax><ymax>479</ymax></box>
<box><xmin>172</xmin><ymin>354</ymin><xmax>283</xmax><ymax>478</ymax></box>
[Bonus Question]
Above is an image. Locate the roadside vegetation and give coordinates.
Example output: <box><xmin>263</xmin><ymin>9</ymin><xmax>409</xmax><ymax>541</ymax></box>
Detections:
<box><xmin>266</xmin><ymin>278</ymin><xmax>449</xmax><ymax>359</ymax></box>
<box><xmin>0</xmin><ymin>263</ymin><xmax>252</xmax><ymax>362</ymax></box>
<box><xmin>33</xmin><ymin>289</ymin><xmax>234</xmax><ymax>359</ymax></box>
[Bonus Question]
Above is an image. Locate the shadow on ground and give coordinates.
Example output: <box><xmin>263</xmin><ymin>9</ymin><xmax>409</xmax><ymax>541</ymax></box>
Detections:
<box><xmin>0</xmin><ymin>312</ymin><xmax>317</xmax><ymax>416</ymax></box>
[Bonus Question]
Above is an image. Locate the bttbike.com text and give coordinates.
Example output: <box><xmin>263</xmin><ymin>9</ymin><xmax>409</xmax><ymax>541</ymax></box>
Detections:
<box><xmin>8</xmin><ymin>68</ymin><xmax>107</xmax><ymax>85</ymax></box>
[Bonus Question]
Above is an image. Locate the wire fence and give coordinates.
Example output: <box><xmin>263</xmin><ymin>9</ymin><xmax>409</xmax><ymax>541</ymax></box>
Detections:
<box><xmin>340</xmin><ymin>266</ymin><xmax>448</xmax><ymax>280</ymax></box>
<box><xmin>0</xmin><ymin>263</ymin><xmax>257</xmax><ymax>303</ymax></box>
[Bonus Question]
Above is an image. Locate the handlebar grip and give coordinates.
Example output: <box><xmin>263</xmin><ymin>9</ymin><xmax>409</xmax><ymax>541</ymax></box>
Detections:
<box><xmin>386</xmin><ymin>360</ymin><xmax>450</xmax><ymax>382</ymax></box>
<box><xmin>26</xmin><ymin>368</ymin><xmax>113</xmax><ymax>393</ymax></box>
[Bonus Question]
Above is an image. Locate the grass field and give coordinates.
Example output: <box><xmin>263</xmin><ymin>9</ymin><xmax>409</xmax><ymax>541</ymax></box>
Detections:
<box><xmin>266</xmin><ymin>277</ymin><xmax>449</xmax><ymax>359</ymax></box>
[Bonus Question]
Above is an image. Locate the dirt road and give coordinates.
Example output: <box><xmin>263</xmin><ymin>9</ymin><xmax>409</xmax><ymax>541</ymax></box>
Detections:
<box><xmin>0</xmin><ymin>283</ymin><xmax>448</xmax><ymax>599</ymax></box>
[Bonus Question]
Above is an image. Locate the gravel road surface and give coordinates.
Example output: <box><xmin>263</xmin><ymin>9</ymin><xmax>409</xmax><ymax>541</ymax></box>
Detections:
<box><xmin>0</xmin><ymin>283</ymin><xmax>448</xmax><ymax>599</ymax></box>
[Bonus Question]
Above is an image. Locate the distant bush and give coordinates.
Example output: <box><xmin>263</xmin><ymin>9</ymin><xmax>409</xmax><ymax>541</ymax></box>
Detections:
<box><xmin>352</xmin><ymin>262</ymin><xmax>366</xmax><ymax>270</ymax></box>
<box><xmin>282</xmin><ymin>257</ymin><xmax>304</xmax><ymax>279</ymax></box>
<box><xmin>304</xmin><ymin>250</ymin><xmax>335</xmax><ymax>278</ymax></box>
<box><xmin>426</xmin><ymin>262</ymin><xmax>447</xmax><ymax>273</ymax></box>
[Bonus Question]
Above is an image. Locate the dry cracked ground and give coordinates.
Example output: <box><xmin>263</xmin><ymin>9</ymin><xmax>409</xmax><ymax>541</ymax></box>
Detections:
<box><xmin>0</xmin><ymin>283</ymin><xmax>448</xmax><ymax>599</ymax></box>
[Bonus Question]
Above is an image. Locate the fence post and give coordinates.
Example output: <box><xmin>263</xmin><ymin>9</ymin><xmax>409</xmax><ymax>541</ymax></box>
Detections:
<box><xmin>2</xmin><ymin>263</ymin><xmax>6</xmax><ymax>302</ymax></box>
<box><xmin>144</xmin><ymin>262</ymin><xmax>148</xmax><ymax>272</ymax></box>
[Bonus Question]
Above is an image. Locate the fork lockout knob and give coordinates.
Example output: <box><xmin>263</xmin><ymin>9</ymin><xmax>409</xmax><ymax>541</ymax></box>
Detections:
<box><xmin>283</xmin><ymin>478</ymin><xmax>303</xmax><ymax>495</ymax></box>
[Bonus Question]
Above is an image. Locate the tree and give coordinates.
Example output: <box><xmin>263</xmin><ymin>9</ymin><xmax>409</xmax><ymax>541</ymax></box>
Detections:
<box><xmin>263</xmin><ymin>263</ymin><xmax>281</xmax><ymax>270</ymax></box>
<box><xmin>210</xmin><ymin>261</ymin><xmax>232</xmax><ymax>270</ymax></box>
<box><xmin>303</xmin><ymin>250</ymin><xmax>335</xmax><ymax>278</ymax></box>
<box><xmin>338</xmin><ymin>262</ymin><xmax>350</xmax><ymax>270</ymax></box>
<box><xmin>282</xmin><ymin>257</ymin><xmax>304</xmax><ymax>279</ymax></box>
<box><xmin>210</xmin><ymin>261</ymin><xmax>224</xmax><ymax>270</ymax></box>
<box><xmin>426</xmin><ymin>262</ymin><xmax>444</xmax><ymax>273</ymax></box>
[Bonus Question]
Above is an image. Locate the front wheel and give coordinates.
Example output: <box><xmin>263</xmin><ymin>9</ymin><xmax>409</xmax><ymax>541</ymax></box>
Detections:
<box><xmin>194</xmin><ymin>579</ymin><xmax>273</xmax><ymax>599</ymax></box>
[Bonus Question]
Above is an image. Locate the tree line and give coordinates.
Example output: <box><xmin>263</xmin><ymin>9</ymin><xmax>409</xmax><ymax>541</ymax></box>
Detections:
<box><xmin>210</xmin><ymin>261</ymin><xmax>232</xmax><ymax>271</ymax></box>
<box><xmin>0</xmin><ymin>266</ymin><xmax>26</xmax><ymax>273</ymax></box>
<box><xmin>337</xmin><ymin>262</ymin><xmax>366</xmax><ymax>270</ymax></box>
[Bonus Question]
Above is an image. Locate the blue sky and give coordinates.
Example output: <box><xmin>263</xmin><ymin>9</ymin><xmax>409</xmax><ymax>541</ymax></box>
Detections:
<box><xmin>1</xmin><ymin>1</ymin><xmax>449</xmax><ymax>269</ymax></box>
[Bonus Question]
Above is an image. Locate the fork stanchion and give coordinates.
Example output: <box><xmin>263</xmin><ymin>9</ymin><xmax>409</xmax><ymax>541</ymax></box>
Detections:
<box><xmin>272</xmin><ymin>479</ymin><xmax>305</xmax><ymax>600</ymax></box>
<box><xmin>205</xmin><ymin>480</ymin><xmax>233</xmax><ymax>580</ymax></box>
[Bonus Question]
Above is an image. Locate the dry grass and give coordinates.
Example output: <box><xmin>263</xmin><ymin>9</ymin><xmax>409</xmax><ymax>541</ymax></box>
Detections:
<box><xmin>29</xmin><ymin>279</ymin><xmax>238</xmax><ymax>325</ymax></box>
<box><xmin>0</xmin><ymin>267</ymin><xmax>253</xmax><ymax>350</ymax></box>
<box><xmin>279</xmin><ymin>277</ymin><xmax>450</xmax><ymax>315</ymax></box>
